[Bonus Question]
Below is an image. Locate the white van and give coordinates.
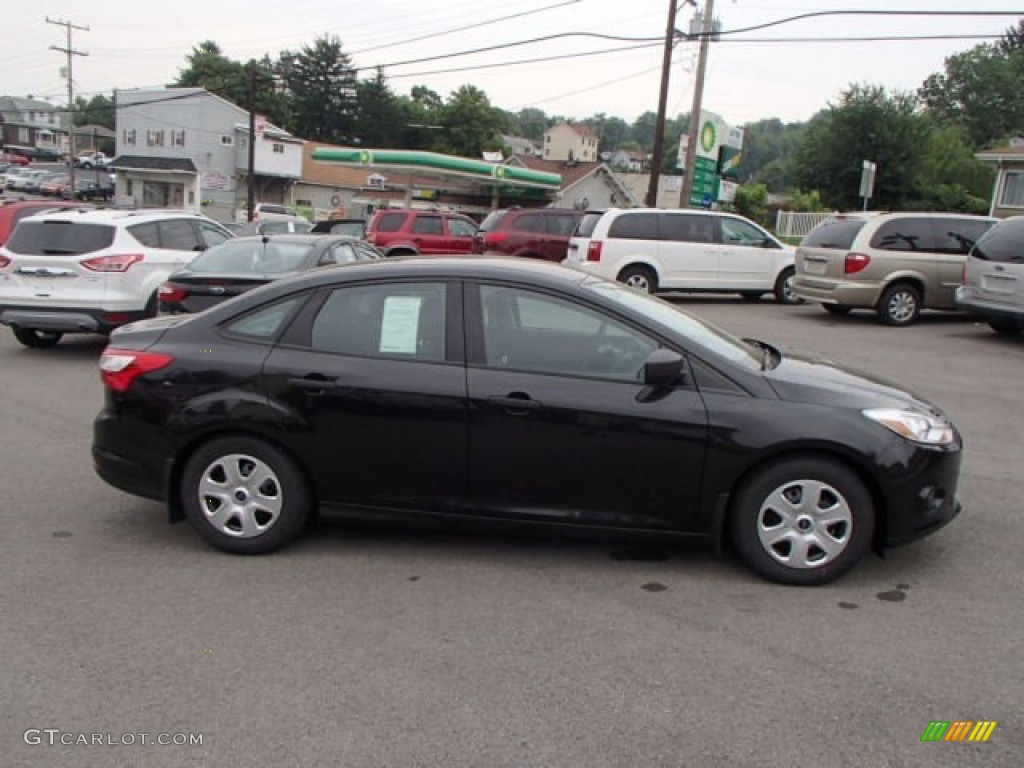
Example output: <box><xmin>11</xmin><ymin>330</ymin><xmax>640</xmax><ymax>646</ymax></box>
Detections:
<box><xmin>565</xmin><ymin>208</ymin><xmax>799</xmax><ymax>303</ymax></box>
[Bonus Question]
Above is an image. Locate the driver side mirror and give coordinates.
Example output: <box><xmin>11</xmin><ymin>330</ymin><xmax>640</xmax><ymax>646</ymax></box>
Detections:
<box><xmin>642</xmin><ymin>348</ymin><xmax>685</xmax><ymax>388</ymax></box>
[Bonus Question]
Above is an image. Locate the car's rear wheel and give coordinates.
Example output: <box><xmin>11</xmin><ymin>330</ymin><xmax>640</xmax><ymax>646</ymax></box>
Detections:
<box><xmin>181</xmin><ymin>436</ymin><xmax>311</xmax><ymax>554</ymax></box>
<box><xmin>618</xmin><ymin>265</ymin><xmax>657</xmax><ymax>294</ymax></box>
<box><xmin>878</xmin><ymin>283</ymin><xmax>921</xmax><ymax>326</ymax></box>
<box><xmin>822</xmin><ymin>304</ymin><xmax>852</xmax><ymax>316</ymax></box>
<box><xmin>13</xmin><ymin>328</ymin><xmax>63</xmax><ymax>348</ymax></box>
<box><xmin>730</xmin><ymin>457</ymin><xmax>874</xmax><ymax>586</ymax></box>
<box><xmin>774</xmin><ymin>267</ymin><xmax>802</xmax><ymax>305</ymax></box>
<box><xmin>387</xmin><ymin>248</ymin><xmax>416</xmax><ymax>258</ymax></box>
<box><xmin>988</xmin><ymin>319</ymin><xmax>1020</xmax><ymax>336</ymax></box>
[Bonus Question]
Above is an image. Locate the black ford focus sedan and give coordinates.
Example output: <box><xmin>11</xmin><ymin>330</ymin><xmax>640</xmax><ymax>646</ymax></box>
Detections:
<box><xmin>92</xmin><ymin>258</ymin><xmax>962</xmax><ymax>585</ymax></box>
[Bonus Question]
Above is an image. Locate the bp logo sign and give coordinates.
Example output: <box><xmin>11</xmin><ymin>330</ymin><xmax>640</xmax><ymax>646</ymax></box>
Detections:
<box><xmin>359</xmin><ymin>150</ymin><xmax>373</xmax><ymax>164</ymax></box>
<box><xmin>700</xmin><ymin>120</ymin><xmax>717</xmax><ymax>154</ymax></box>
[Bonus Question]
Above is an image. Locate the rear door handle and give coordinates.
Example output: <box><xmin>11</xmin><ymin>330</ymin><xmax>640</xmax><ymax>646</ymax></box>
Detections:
<box><xmin>488</xmin><ymin>393</ymin><xmax>541</xmax><ymax>416</ymax></box>
<box><xmin>289</xmin><ymin>374</ymin><xmax>338</xmax><ymax>394</ymax></box>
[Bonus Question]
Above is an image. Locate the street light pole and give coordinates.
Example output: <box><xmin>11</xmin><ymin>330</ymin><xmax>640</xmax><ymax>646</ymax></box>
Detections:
<box><xmin>247</xmin><ymin>65</ymin><xmax>256</xmax><ymax>222</ymax></box>
<box><xmin>680</xmin><ymin>0</ymin><xmax>715</xmax><ymax>209</ymax></box>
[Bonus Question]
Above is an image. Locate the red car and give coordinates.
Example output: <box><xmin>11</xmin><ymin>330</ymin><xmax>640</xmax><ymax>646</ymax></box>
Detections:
<box><xmin>366</xmin><ymin>209</ymin><xmax>478</xmax><ymax>256</ymax></box>
<box><xmin>0</xmin><ymin>200</ymin><xmax>92</xmax><ymax>246</ymax></box>
<box><xmin>3</xmin><ymin>153</ymin><xmax>30</xmax><ymax>167</ymax></box>
<box><xmin>472</xmin><ymin>207</ymin><xmax>583</xmax><ymax>262</ymax></box>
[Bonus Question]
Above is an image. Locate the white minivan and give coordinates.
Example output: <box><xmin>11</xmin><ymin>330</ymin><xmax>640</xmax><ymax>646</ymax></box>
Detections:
<box><xmin>564</xmin><ymin>208</ymin><xmax>799</xmax><ymax>303</ymax></box>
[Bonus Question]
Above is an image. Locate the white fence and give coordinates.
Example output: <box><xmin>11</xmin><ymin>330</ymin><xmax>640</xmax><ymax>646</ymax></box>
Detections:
<box><xmin>774</xmin><ymin>210</ymin><xmax>838</xmax><ymax>240</ymax></box>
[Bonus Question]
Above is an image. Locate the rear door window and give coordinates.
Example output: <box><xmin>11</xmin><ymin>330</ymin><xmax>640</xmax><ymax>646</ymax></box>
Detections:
<box><xmin>607</xmin><ymin>212</ymin><xmax>659</xmax><ymax>240</ymax></box>
<box><xmin>412</xmin><ymin>216</ymin><xmax>444</xmax><ymax>235</ymax></box>
<box><xmin>869</xmin><ymin>219</ymin><xmax>938</xmax><ymax>252</ymax></box>
<box><xmin>801</xmin><ymin>219</ymin><xmax>866</xmax><ymax>249</ymax></box>
<box><xmin>661</xmin><ymin>213</ymin><xmax>715</xmax><ymax>244</ymax></box>
<box><xmin>5</xmin><ymin>221</ymin><xmax>114</xmax><ymax>255</ymax></box>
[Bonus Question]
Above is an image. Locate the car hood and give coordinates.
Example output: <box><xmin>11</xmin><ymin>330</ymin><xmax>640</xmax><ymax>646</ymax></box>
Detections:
<box><xmin>763</xmin><ymin>348</ymin><xmax>942</xmax><ymax>415</ymax></box>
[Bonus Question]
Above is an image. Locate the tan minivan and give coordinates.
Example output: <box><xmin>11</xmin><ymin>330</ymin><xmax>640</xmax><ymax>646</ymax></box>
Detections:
<box><xmin>793</xmin><ymin>212</ymin><xmax>996</xmax><ymax>325</ymax></box>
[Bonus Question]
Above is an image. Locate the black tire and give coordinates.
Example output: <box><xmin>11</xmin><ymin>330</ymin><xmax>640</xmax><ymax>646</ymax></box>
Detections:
<box><xmin>181</xmin><ymin>436</ymin><xmax>311</xmax><ymax>554</ymax></box>
<box><xmin>822</xmin><ymin>304</ymin><xmax>852</xmax><ymax>316</ymax></box>
<box><xmin>740</xmin><ymin>292</ymin><xmax>763</xmax><ymax>302</ymax></box>
<box><xmin>988</xmin><ymin>319</ymin><xmax>1020</xmax><ymax>336</ymax></box>
<box><xmin>877</xmin><ymin>283</ymin><xmax>921</xmax><ymax>326</ymax></box>
<box><xmin>387</xmin><ymin>248</ymin><xmax>417</xmax><ymax>258</ymax></box>
<box><xmin>80</xmin><ymin>161</ymin><xmax>92</xmax><ymax>169</ymax></box>
<box><xmin>730</xmin><ymin>457</ymin><xmax>874</xmax><ymax>586</ymax></box>
<box><xmin>618</xmin><ymin>265</ymin><xmax>658</xmax><ymax>294</ymax></box>
<box><xmin>774</xmin><ymin>267</ymin><xmax>802</xmax><ymax>305</ymax></box>
<box><xmin>13</xmin><ymin>328</ymin><xmax>63</xmax><ymax>348</ymax></box>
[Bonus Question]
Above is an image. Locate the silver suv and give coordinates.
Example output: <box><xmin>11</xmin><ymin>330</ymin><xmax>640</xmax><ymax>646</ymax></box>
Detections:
<box><xmin>0</xmin><ymin>209</ymin><xmax>232</xmax><ymax>347</ymax></box>
<box><xmin>793</xmin><ymin>212</ymin><xmax>996</xmax><ymax>325</ymax></box>
<box><xmin>956</xmin><ymin>216</ymin><xmax>1024</xmax><ymax>336</ymax></box>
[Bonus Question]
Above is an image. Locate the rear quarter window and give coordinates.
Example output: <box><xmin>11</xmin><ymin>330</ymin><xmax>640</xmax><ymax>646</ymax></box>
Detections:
<box><xmin>574</xmin><ymin>212</ymin><xmax>605</xmax><ymax>238</ymax></box>
<box><xmin>6</xmin><ymin>221</ymin><xmax>115</xmax><ymax>255</ymax></box>
<box><xmin>801</xmin><ymin>219</ymin><xmax>867</xmax><ymax>249</ymax></box>
<box><xmin>936</xmin><ymin>218</ymin><xmax>996</xmax><ymax>255</ymax></box>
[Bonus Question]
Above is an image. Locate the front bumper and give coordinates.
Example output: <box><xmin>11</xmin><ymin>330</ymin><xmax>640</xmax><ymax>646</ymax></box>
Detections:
<box><xmin>880</xmin><ymin>442</ymin><xmax>963</xmax><ymax>548</ymax></box>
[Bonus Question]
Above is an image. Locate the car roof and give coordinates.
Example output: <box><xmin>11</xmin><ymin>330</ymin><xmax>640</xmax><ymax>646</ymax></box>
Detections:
<box><xmin>21</xmin><ymin>208</ymin><xmax>218</xmax><ymax>225</ymax></box>
<box><xmin>223</xmin><ymin>234</ymin><xmax>356</xmax><ymax>245</ymax></box>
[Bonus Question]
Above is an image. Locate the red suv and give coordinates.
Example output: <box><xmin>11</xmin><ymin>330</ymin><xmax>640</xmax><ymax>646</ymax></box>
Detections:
<box><xmin>472</xmin><ymin>207</ymin><xmax>583</xmax><ymax>262</ymax></box>
<box><xmin>366</xmin><ymin>209</ymin><xmax>478</xmax><ymax>256</ymax></box>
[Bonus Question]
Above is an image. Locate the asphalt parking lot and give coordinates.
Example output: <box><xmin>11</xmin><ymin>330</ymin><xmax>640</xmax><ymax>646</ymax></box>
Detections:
<box><xmin>2</xmin><ymin>296</ymin><xmax>1021</xmax><ymax>767</ymax></box>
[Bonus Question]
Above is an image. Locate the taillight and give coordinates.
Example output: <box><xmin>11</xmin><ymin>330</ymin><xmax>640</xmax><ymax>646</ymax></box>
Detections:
<box><xmin>158</xmin><ymin>282</ymin><xmax>186</xmax><ymax>303</ymax></box>
<box><xmin>844</xmin><ymin>252</ymin><xmax>870</xmax><ymax>275</ymax></box>
<box><xmin>484</xmin><ymin>233</ymin><xmax>508</xmax><ymax>248</ymax></box>
<box><xmin>0</xmin><ymin>254</ymin><xmax>10</xmax><ymax>269</ymax></box>
<box><xmin>81</xmin><ymin>253</ymin><xmax>144</xmax><ymax>272</ymax></box>
<box><xmin>587</xmin><ymin>241</ymin><xmax>603</xmax><ymax>262</ymax></box>
<box><xmin>99</xmin><ymin>348</ymin><xmax>174</xmax><ymax>393</ymax></box>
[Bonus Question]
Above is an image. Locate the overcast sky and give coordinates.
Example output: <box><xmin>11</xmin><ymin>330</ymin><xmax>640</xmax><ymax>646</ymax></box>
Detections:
<box><xmin>4</xmin><ymin>1</ymin><xmax>1021</xmax><ymax>129</ymax></box>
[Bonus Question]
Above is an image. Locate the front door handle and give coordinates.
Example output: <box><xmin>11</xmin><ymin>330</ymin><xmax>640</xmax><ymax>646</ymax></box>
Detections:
<box><xmin>488</xmin><ymin>393</ymin><xmax>541</xmax><ymax>416</ymax></box>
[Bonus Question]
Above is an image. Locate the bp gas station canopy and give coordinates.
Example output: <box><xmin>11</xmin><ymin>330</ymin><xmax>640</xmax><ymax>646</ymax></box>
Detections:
<box><xmin>311</xmin><ymin>147</ymin><xmax>563</xmax><ymax>212</ymax></box>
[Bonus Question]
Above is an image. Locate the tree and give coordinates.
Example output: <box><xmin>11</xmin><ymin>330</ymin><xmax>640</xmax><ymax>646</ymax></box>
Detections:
<box><xmin>175</xmin><ymin>41</ymin><xmax>247</xmax><ymax>106</ymax></box>
<box><xmin>355</xmin><ymin>68</ymin><xmax>402</xmax><ymax>147</ymax></box>
<box><xmin>73</xmin><ymin>93</ymin><xmax>115</xmax><ymax>129</ymax></box>
<box><xmin>913</xmin><ymin>123</ymin><xmax>993</xmax><ymax>213</ymax></box>
<box><xmin>278</xmin><ymin>35</ymin><xmax>358</xmax><ymax>144</ymax></box>
<box><xmin>739</xmin><ymin>118</ymin><xmax>807</xmax><ymax>192</ymax></box>
<box><xmin>397</xmin><ymin>86</ymin><xmax>445</xmax><ymax>150</ymax></box>
<box><xmin>919</xmin><ymin>41</ymin><xmax>1024</xmax><ymax>147</ymax></box>
<box><xmin>436</xmin><ymin>85</ymin><xmax>505</xmax><ymax>158</ymax></box>
<box><xmin>997</xmin><ymin>19</ymin><xmax>1024</xmax><ymax>56</ymax></box>
<box><xmin>794</xmin><ymin>84</ymin><xmax>928</xmax><ymax>210</ymax></box>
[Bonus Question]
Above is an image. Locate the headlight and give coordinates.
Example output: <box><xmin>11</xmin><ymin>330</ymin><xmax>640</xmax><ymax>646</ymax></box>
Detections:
<box><xmin>862</xmin><ymin>408</ymin><xmax>956</xmax><ymax>446</ymax></box>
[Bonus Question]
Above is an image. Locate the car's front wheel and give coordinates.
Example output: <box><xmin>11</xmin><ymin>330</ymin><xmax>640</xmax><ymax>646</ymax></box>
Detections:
<box><xmin>181</xmin><ymin>436</ymin><xmax>311</xmax><ymax>554</ymax></box>
<box><xmin>618</xmin><ymin>265</ymin><xmax>658</xmax><ymax>294</ymax></box>
<box><xmin>730</xmin><ymin>457</ymin><xmax>874</xmax><ymax>586</ymax></box>
<box><xmin>13</xmin><ymin>328</ymin><xmax>63</xmax><ymax>348</ymax></box>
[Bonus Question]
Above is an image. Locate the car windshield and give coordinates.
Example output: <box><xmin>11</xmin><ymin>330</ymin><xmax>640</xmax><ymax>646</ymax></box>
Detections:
<box><xmin>188</xmin><ymin>240</ymin><xmax>314</xmax><ymax>274</ymax></box>
<box><xmin>582</xmin><ymin>277</ymin><xmax>761</xmax><ymax>367</ymax></box>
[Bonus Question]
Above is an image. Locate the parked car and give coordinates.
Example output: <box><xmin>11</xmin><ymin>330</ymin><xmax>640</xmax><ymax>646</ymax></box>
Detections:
<box><xmin>236</xmin><ymin>202</ymin><xmax>300</xmax><ymax>224</ymax></box>
<box><xmin>310</xmin><ymin>218</ymin><xmax>366</xmax><ymax>238</ymax></box>
<box><xmin>3</xmin><ymin>167</ymin><xmax>35</xmax><ymax>189</ymax></box>
<box><xmin>232</xmin><ymin>216</ymin><xmax>312</xmax><ymax>236</ymax></box>
<box><xmin>38</xmin><ymin>174</ymin><xmax>69</xmax><ymax>197</ymax></box>
<box><xmin>366</xmin><ymin>209</ymin><xmax>477</xmax><ymax>256</ymax></box>
<box><xmin>6</xmin><ymin>168</ymin><xmax>50</xmax><ymax>192</ymax></box>
<box><xmin>565</xmin><ymin>208</ymin><xmax>800</xmax><ymax>303</ymax></box>
<box><xmin>0</xmin><ymin>200</ymin><xmax>92</xmax><ymax>247</ymax></box>
<box><xmin>0</xmin><ymin>209</ymin><xmax>233</xmax><ymax>347</ymax></box>
<box><xmin>29</xmin><ymin>147</ymin><xmax>64</xmax><ymax>162</ymax></box>
<box><xmin>158</xmin><ymin>234</ymin><xmax>380</xmax><ymax>314</ymax></box>
<box><xmin>64</xmin><ymin>179</ymin><xmax>114</xmax><ymax>201</ymax></box>
<box><xmin>473</xmin><ymin>207</ymin><xmax>583</xmax><ymax>262</ymax></box>
<box><xmin>92</xmin><ymin>258</ymin><xmax>963</xmax><ymax>586</ymax></box>
<box><xmin>792</xmin><ymin>212</ymin><xmax>997</xmax><ymax>326</ymax></box>
<box><xmin>74</xmin><ymin>152</ymin><xmax>111</xmax><ymax>169</ymax></box>
<box><xmin>955</xmin><ymin>216</ymin><xmax>1024</xmax><ymax>335</ymax></box>
<box><xmin>2</xmin><ymin>147</ymin><xmax>32</xmax><ymax>166</ymax></box>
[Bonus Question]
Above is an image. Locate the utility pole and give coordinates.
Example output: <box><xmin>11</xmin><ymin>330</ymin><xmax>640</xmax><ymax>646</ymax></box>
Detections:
<box><xmin>680</xmin><ymin>0</ymin><xmax>715</xmax><ymax>209</ymax></box>
<box><xmin>47</xmin><ymin>17</ymin><xmax>88</xmax><ymax>195</ymax></box>
<box><xmin>247</xmin><ymin>64</ymin><xmax>256</xmax><ymax>222</ymax></box>
<box><xmin>645</xmin><ymin>0</ymin><xmax>680</xmax><ymax>208</ymax></box>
